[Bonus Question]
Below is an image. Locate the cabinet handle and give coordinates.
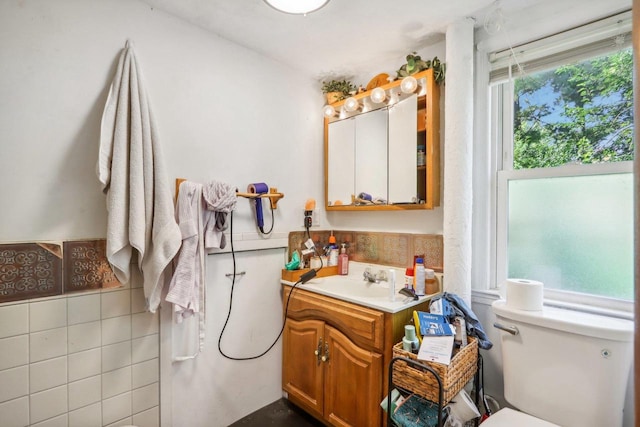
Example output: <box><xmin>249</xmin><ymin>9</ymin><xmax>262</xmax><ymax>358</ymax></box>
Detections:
<box><xmin>321</xmin><ymin>342</ymin><xmax>330</xmax><ymax>363</ymax></box>
<box><xmin>314</xmin><ymin>339</ymin><xmax>323</xmax><ymax>363</ymax></box>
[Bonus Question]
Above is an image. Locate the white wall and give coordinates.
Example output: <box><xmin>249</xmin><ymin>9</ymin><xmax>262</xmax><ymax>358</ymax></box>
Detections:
<box><xmin>0</xmin><ymin>0</ymin><xmax>325</xmax><ymax>242</ymax></box>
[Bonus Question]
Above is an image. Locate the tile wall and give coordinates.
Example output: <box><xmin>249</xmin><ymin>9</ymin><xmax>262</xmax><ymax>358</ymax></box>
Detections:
<box><xmin>0</xmin><ymin>269</ymin><xmax>160</xmax><ymax>427</ymax></box>
<box><xmin>288</xmin><ymin>230</ymin><xmax>444</xmax><ymax>271</ymax></box>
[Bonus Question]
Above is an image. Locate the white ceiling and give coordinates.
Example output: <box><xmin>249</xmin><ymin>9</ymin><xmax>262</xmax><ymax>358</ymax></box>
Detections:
<box><xmin>142</xmin><ymin>0</ymin><xmax>498</xmax><ymax>80</ymax></box>
<box><xmin>142</xmin><ymin>0</ymin><xmax>631</xmax><ymax>83</ymax></box>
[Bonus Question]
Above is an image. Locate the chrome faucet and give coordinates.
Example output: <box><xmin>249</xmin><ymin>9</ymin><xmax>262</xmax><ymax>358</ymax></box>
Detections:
<box><xmin>363</xmin><ymin>268</ymin><xmax>387</xmax><ymax>283</ymax></box>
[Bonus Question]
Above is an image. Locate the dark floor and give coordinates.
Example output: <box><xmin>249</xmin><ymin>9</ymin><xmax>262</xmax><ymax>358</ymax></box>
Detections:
<box><xmin>229</xmin><ymin>398</ymin><xmax>324</xmax><ymax>427</ymax></box>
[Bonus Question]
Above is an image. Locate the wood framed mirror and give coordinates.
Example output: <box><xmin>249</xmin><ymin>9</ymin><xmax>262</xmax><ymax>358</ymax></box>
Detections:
<box><xmin>324</xmin><ymin>69</ymin><xmax>440</xmax><ymax>211</ymax></box>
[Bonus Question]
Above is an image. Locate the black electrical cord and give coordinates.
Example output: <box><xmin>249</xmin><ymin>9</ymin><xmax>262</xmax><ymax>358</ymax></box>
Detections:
<box><xmin>258</xmin><ymin>199</ymin><xmax>275</xmax><ymax>235</ymax></box>
<box><xmin>218</xmin><ymin>211</ymin><xmax>317</xmax><ymax>361</ymax></box>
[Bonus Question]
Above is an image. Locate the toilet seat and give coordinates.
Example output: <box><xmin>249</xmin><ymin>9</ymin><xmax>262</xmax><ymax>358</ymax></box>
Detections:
<box><xmin>481</xmin><ymin>408</ymin><xmax>560</xmax><ymax>427</ymax></box>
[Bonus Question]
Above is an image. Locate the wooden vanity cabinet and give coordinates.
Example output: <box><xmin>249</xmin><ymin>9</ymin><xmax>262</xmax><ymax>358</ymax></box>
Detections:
<box><xmin>282</xmin><ymin>286</ymin><xmax>430</xmax><ymax>427</ymax></box>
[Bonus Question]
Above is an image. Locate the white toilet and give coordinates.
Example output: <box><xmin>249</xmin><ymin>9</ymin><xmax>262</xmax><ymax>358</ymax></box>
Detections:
<box><xmin>483</xmin><ymin>299</ymin><xmax>633</xmax><ymax>427</ymax></box>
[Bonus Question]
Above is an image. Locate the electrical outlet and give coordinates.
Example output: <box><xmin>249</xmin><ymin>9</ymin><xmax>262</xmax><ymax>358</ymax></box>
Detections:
<box><xmin>303</xmin><ymin>209</ymin><xmax>320</xmax><ymax>228</ymax></box>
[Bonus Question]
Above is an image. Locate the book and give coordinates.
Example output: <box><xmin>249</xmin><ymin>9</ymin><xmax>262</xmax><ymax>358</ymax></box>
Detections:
<box><xmin>415</xmin><ymin>311</ymin><xmax>455</xmax><ymax>336</ymax></box>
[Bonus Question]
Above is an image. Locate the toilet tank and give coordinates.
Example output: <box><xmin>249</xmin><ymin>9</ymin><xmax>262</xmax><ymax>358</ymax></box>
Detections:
<box><xmin>492</xmin><ymin>300</ymin><xmax>633</xmax><ymax>427</ymax></box>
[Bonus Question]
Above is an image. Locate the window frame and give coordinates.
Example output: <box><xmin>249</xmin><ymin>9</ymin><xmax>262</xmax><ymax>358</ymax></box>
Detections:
<box><xmin>478</xmin><ymin>12</ymin><xmax>634</xmax><ymax>313</ymax></box>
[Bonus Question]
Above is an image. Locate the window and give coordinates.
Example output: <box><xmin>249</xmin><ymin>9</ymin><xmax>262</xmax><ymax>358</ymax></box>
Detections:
<box><xmin>489</xmin><ymin>12</ymin><xmax>633</xmax><ymax>305</ymax></box>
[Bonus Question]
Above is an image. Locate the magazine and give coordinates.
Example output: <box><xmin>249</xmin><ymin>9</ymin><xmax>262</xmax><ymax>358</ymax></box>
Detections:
<box><xmin>414</xmin><ymin>311</ymin><xmax>455</xmax><ymax>336</ymax></box>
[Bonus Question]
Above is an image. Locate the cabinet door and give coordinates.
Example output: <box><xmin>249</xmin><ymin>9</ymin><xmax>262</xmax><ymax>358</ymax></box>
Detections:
<box><xmin>324</xmin><ymin>325</ymin><xmax>383</xmax><ymax>427</ymax></box>
<box><xmin>282</xmin><ymin>318</ymin><xmax>325</xmax><ymax>419</ymax></box>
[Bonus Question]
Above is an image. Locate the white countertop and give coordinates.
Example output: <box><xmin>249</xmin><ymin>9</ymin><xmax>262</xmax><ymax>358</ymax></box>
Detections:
<box><xmin>281</xmin><ymin>261</ymin><xmax>441</xmax><ymax>313</ymax></box>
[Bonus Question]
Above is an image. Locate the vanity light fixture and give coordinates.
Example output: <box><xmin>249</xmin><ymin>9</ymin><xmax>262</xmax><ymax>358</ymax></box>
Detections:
<box><xmin>323</xmin><ymin>104</ymin><xmax>337</xmax><ymax>118</ymax></box>
<box><xmin>263</xmin><ymin>0</ymin><xmax>330</xmax><ymax>15</ymax></box>
<box><xmin>400</xmin><ymin>76</ymin><xmax>418</xmax><ymax>94</ymax></box>
<box><xmin>343</xmin><ymin>96</ymin><xmax>361</xmax><ymax>113</ymax></box>
<box><xmin>370</xmin><ymin>87</ymin><xmax>387</xmax><ymax>104</ymax></box>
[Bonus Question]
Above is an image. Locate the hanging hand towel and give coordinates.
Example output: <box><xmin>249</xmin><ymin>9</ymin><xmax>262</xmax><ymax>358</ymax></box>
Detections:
<box><xmin>202</xmin><ymin>181</ymin><xmax>237</xmax><ymax>250</ymax></box>
<box><xmin>166</xmin><ymin>181</ymin><xmax>205</xmax><ymax>319</ymax></box>
<box><xmin>97</xmin><ymin>40</ymin><xmax>181</xmax><ymax>313</ymax></box>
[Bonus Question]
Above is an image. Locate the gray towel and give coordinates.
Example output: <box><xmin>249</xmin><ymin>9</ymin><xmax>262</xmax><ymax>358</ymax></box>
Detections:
<box><xmin>97</xmin><ymin>40</ymin><xmax>181</xmax><ymax>312</ymax></box>
<box><xmin>202</xmin><ymin>181</ymin><xmax>237</xmax><ymax>250</ymax></box>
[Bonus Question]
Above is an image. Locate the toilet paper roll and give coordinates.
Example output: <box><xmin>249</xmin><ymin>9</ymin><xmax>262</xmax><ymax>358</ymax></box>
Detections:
<box><xmin>505</xmin><ymin>278</ymin><xmax>543</xmax><ymax>311</ymax></box>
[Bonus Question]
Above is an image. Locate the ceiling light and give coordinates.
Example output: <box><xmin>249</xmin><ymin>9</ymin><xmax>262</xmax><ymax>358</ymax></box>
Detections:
<box><xmin>263</xmin><ymin>0</ymin><xmax>330</xmax><ymax>15</ymax></box>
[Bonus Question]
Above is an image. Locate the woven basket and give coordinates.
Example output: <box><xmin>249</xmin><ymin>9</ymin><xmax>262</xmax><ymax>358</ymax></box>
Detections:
<box><xmin>391</xmin><ymin>336</ymin><xmax>478</xmax><ymax>405</ymax></box>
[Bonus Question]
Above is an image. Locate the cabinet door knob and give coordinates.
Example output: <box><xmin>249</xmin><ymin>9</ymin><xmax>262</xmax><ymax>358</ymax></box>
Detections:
<box><xmin>322</xmin><ymin>342</ymin><xmax>330</xmax><ymax>362</ymax></box>
<box><xmin>315</xmin><ymin>339</ymin><xmax>323</xmax><ymax>363</ymax></box>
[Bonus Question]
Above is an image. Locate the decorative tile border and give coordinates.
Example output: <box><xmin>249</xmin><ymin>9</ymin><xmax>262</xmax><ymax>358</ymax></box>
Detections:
<box><xmin>0</xmin><ymin>239</ymin><xmax>120</xmax><ymax>304</ymax></box>
<box><xmin>287</xmin><ymin>231</ymin><xmax>443</xmax><ymax>271</ymax></box>
<box><xmin>63</xmin><ymin>240</ymin><xmax>120</xmax><ymax>293</ymax></box>
<box><xmin>0</xmin><ymin>243</ymin><xmax>63</xmax><ymax>303</ymax></box>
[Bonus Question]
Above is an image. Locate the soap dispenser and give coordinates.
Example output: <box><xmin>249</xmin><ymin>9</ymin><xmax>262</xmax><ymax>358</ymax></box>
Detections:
<box><xmin>338</xmin><ymin>243</ymin><xmax>349</xmax><ymax>275</ymax></box>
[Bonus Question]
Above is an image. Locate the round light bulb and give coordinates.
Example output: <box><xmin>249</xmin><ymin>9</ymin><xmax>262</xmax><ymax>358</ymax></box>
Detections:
<box><xmin>323</xmin><ymin>105</ymin><xmax>336</xmax><ymax>118</ymax></box>
<box><xmin>344</xmin><ymin>97</ymin><xmax>359</xmax><ymax>112</ymax></box>
<box><xmin>370</xmin><ymin>87</ymin><xmax>386</xmax><ymax>103</ymax></box>
<box><xmin>400</xmin><ymin>76</ymin><xmax>418</xmax><ymax>93</ymax></box>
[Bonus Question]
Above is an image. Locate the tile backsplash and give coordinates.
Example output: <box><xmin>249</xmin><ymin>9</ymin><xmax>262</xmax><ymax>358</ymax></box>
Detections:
<box><xmin>0</xmin><ymin>271</ymin><xmax>159</xmax><ymax>427</ymax></box>
<box><xmin>288</xmin><ymin>230</ymin><xmax>444</xmax><ymax>271</ymax></box>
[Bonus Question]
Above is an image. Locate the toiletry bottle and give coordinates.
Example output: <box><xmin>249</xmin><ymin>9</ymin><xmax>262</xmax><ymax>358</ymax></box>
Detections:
<box><xmin>328</xmin><ymin>232</ymin><xmax>338</xmax><ymax>266</ymax></box>
<box><xmin>404</xmin><ymin>268</ymin><xmax>414</xmax><ymax>289</ymax></box>
<box><xmin>425</xmin><ymin>269</ymin><xmax>438</xmax><ymax>294</ymax></box>
<box><xmin>412</xmin><ymin>256</ymin><xmax>421</xmax><ymax>288</ymax></box>
<box><xmin>414</xmin><ymin>258</ymin><xmax>425</xmax><ymax>296</ymax></box>
<box><xmin>329</xmin><ymin>248</ymin><xmax>338</xmax><ymax>267</ymax></box>
<box><xmin>338</xmin><ymin>243</ymin><xmax>349</xmax><ymax>275</ymax></box>
<box><xmin>402</xmin><ymin>325</ymin><xmax>420</xmax><ymax>353</ymax></box>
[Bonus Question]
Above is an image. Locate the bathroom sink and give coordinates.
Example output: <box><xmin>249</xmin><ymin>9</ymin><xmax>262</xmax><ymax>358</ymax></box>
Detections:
<box><xmin>313</xmin><ymin>278</ymin><xmax>392</xmax><ymax>299</ymax></box>
<box><xmin>283</xmin><ymin>262</ymin><xmax>434</xmax><ymax>313</ymax></box>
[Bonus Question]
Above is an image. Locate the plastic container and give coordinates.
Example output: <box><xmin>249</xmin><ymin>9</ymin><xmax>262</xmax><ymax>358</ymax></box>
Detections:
<box><xmin>404</xmin><ymin>268</ymin><xmax>414</xmax><ymax>289</ymax></box>
<box><xmin>414</xmin><ymin>258</ymin><xmax>425</xmax><ymax>296</ymax></box>
<box><xmin>417</xmin><ymin>145</ymin><xmax>426</xmax><ymax>167</ymax></box>
<box><xmin>402</xmin><ymin>325</ymin><xmax>420</xmax><ymax>353</ymax></box>
<box><xmin>425</xmin><ymin>268</ymin><xmax>438</xmax><ymax>294</ymax></box>
<box><xmin>328</xmin><ymin>248</ymin><xmax>339</xmax><ymax>266</ymax></box>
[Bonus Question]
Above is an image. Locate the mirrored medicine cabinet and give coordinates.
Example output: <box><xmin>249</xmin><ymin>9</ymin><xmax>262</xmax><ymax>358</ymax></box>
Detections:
<box><xmin>324</xmin><ymin>69</ymin><xmax>441</xmax><ymax>211</ymax></box>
